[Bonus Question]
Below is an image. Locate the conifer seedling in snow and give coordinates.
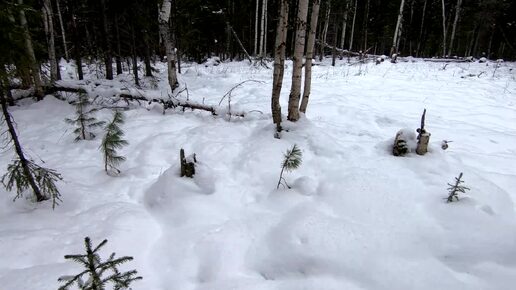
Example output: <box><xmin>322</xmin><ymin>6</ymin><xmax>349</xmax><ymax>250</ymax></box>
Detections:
<box><xmin>100</xmin><ymin>111</ymin><xmax>128</xmax><ymax>175</ymax></box>
<box><xmin>446</xmin><ymin>172</ymin><xmax>470</xmax><ymax>202</ymax></box>
<box><xmin>277</xmin><ymin>144</ymin><xmax>302</xmax><ymax>189</ymax></box>
<box><xmin>65</xmin><ymin>92</ymin><xmax>105</xmax><ymax>141</ymax></box>
<box><xmin>58</xmin><ymin>237</ymin><xmax>142</xmax><ymax>290</ymax></box>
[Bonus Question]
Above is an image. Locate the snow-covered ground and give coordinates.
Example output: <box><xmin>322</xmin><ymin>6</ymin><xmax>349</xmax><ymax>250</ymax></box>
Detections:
<box><xmin>1</xmin><ymin>58</ymin><xmax>516</xmax><ymax>290</ymax></box>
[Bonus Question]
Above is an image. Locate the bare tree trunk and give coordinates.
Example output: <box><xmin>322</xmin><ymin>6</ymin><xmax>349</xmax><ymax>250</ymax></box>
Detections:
<box><xmin>71</xmin><ymin>4</ymin><xmax>83</xmax><ymax>80</ymax></box>
<box><xmin>259</xmin><ymin>0</ymin><xmax>267</xmax><ymax>57</ymax></box>
<box><xmin>287</xmin><ymin>0</ymin><xmax>309</xmax><ymax>122</ymax></box>
<box><xmin>158</xmin><ymin>0</ymin><xmax>179</xmax><ymax>91</ymax></box>
<box><xmin>340</xmin><ymin>0</ymin><xmax>349</xmax><ymax>49</ymax></box>
<box><xmin>130</xmin><ymin>24</ymin><xmax>139</xmax><ymax>87</ymax></box>
<box><xmin>363</xmin><ymin>0</ymin><xmax>370</xmax><ymax>51</ymax></box>
<box><xmin>254</xmin><ymin>0</ymin><xmax>259</xmax><ymax>56</ymax></box>
<box><xmin>263</xmin><ymin>0</ymin><xmax>268</xmax><ymax>58</ymax></box>
<box><xmin>416</xmin><ymin>0</ymin><xmax>427</xmax><ymax>57</ymax></box>
<box><xmin>18</xmin><ymin>0</ymin><xmax>44</xmax><ymax>100</ymax></box>
<box><xmin>271</xmin><ymin>0</ymin><xmax>289</xmax><ymax>132</ymax></box>
<box><xmin>441</xmin><ymin>0</ymin><xmax>447</xmax><ymax>57</ymax></box>
<box><xmin>349</xmin><ymin>0</ymin><xmax>358</xmax><ymax>51</ymax></box>
<box><xmin>114</xmin><ymin>16</ymin><xmax>123</xmax><ymax>75</ymax></box>
<box><xmin>319</xmin><ymin>1</ymin><xmax>331</xmax><ymax>61</ymax></box>
<box><xmin>42</xmin><ymin>0</ymin><xmax>58</xmax><ymax>82</ymax></box>
<box><xmin>487</xmin><ymin>25</ymin><xmax>495</xmax><ymax>59</ymax></box>
<box><xmin>55</xmin><ymin>0</ymin><xmax>69</xmax><ymax>60</ymax></box>
<box><xmin>391</xmin><ymin>0</ymin><xmax>405</xmax><ymax>56</ymax></box>
<box><xmin>447</xmin><ymin>0</ymin><xmax>462</xmax><ymax>56</ymax></box>
<box><xmin>299</xmin><ymin>0</ymin><xmax>321</xmax><ymax>114</ymax></box>
<box><xmin>100</xmin><ymin>0</ymin><xmax>113</xmax><ymax>80</ymax></box>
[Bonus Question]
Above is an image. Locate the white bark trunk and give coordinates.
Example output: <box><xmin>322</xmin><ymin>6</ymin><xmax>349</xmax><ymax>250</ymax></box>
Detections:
<box><xmin>56</xmin><ymin>0</ymin><xmax>69</xmax><ymax>60</ymax></box>
<box><xmin>42</xmin><ymin>0</ymin><xmax>58</xmax><ymax>82</ymax></box>
<box><xmin>271</xmin><ymin>0</ymin><xmax>289</xmax><ymax>131</ymax></box>
<box><xmin>349</xmin><ymin>0</ymin><xmax>358</xmax><ymax>51</ymax></box>
<box><xmin>158</xmin><ymin>0</ymin><xmax>178</xmax><ymax>91</ymax></box>
<box><xmin>254</xmin><ymin>0</ymin><xmax>259</xmax><ymax>56</ymax></box>
<box><xmin>299</xmin><ymin>0</ymin><xmax>321</xmax><ymax>114</ymax></box>
<box><xmin>287</xmin><ymin>0</ymin><xmax>309</xmax><ymax>122</ymax></box>
<box><xmin>441</xmin><ymin>0</ymin><xmax>447</xmax><ymax>56</ymax></box>
<box><xmin>340</xmin><ymin>1</ymin><xmax>350</xmax><ymax>49</ymax></box>
<box><xmin>416</xmin><ymin>0</ymin><xmax>427</xmax><ymax>57</ymax></box>
<box><xmin>263</xmin><ymin>0</ymin><xmax>268</xmax><ymax>57</ymax></box>
<box><xmin>391</xmin><ymin>0</ymin><xmax>405</xmax><ymax>56</ymax></box>
<box><xmin>319</xmin><ymin>1</ymin><xmax>331</xmax><ymax>61</ymax></box>
<box><xmin>447</xmin><ymin>0</ymin><xmax>462</xmax><ymax>56</ymax></box>
<box><xmin>259</xmin><ymin>0</ymin><xmax>266</xmax><ymax>57</ymax></box>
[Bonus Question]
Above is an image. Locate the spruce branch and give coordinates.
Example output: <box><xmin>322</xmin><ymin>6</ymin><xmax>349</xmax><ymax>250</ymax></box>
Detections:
<box><xmin>277</xmin><ymin>144</ymin><xmax>302</xmax><ymax>189</ymax></box>
<box><xmin>100</xmin><ymin>111</ymin><xmax>128</xmax><ymax>175</ymax></box>
<box><xmin>58</xmin><ymin>237</ymin><xmax>142</xmax><ymax>290</ymax></box>
<box><xmin>446</xmin><ymin>172</ymin><xmax>470</xmax><ymax>202</ymax></box>
<box><xmin>65</xmin><ymin>93</ymin><xmax>105</xmax><ymax>141</ymax></box>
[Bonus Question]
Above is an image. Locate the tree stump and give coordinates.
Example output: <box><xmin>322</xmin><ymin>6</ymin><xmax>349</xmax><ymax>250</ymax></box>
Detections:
<box><xmin>393</xmin><ymin>130</ymin><xmax>409</xmax><ymax>156</ymax></box>
<box><xmin>180</xmin><ymin>148</ymin><xmax>196</xmax><ymax>177</ymax></box>
<box><xmin>416</xmin><ymin>132</ymin><xmax>431</xmax><ymax>155</ymax></box>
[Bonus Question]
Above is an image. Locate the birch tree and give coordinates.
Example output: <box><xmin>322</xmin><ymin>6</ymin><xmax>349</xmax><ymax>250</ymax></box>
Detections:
<box><xmin>55</xmin><ymin>0</ymin><xmax>69</xmax><ymax>60</ymax></box>
<box><xmin>391</xmin><ymin>0</ymin><xmax>406</xmax><ymax>56</ymax></box>
<box><xmin>349</xmin><ymin>0</ymin><xmax>357</xmax><ymax>51</ymax></box>
<box><xmin>158</xmin><ymin>0</ymin><xmax>179</xmax><ymax>91</ymax></box>
<box><xmin>287</xmin><ymin>0</ymin><xmax>309</xmax><ymax>122</ymax></box>
<box><xmin>441</xmin><ymin>0</ymin><xmax>447</xmax><ymax>56</ymax></box>
<box><xmin>340</xmin><ymin>0</ymin><xmax>350</xmax><ymax>49</ymax></box>
<box><xmin>42</xmin><ymin>0</ymin><xmax>58</xmax><ymax>82</ymax></box>
<box><xmin>100</xmin><ymin>0</ymin><xmax>113</xmax><ymax>80</ymax></box>
<box><xmin>447</xmin><ymin>0</ymin><xmax>462</xmax><ymax>56</ymax></box>
<box><xmin>319</xmin><ymin>1</ymin><xmax>331</xmax><ymax>61</ymax></box>
<box><xmin>416</xmin><ymin>0</ymin><xmax>427</xmax><ymax>57</ymax></box>
<box><xmin>254</xmin><ymin>0</ymin><xmax>259</xmax><ymax>56</ymax></box>
<box><xmin>271</xmin><ymin>0</ymin><xmax>289</xmax><ymax>132</ymax></box>
<box><xmin>299</xmin><ymin>0</ymin><xmax>321</xmax><ymax>114</ymax></box>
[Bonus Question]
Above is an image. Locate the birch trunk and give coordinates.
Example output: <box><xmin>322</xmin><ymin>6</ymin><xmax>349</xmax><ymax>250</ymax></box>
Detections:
<box><xmin>254</xmin><ymin>0</ymin><xmax>259</xmax><ymax>56</ymax></box>
<box><xmin>319</xmin><ymin>1</ymin><xmax>331</xmax><ymax>61</ymax></box>
<box><xmin>100</xmin><ymin>0</ymin><xmax>113</xmax><ymax>80</ymax></box>
<box><xmin>71</xmin><ymin>4</ymin><xmax>83</xmax><ymax>80</ymax></box>
<box><xmin>259</xmin><ymin>0</ymin><xmax>266</xmax><ymax>57</ymax></box>
<box><xmin>271</xmin><ymin>0</ymin><xmax>289</xmax><ymax>131</ymax></box>
<box><xmin>114</xmin><ymin>16</ymin><xmax>123</xmax><ymax>75</ymax></box>
<box><xmin>441</xmin><ymin>0</ymin><xmax>447</xmax><ymax>57</ymax></box>
<box><xmin>55</xmin><ymin>0</ymin><xmax>69</xmax><ymax>60</ymax></box>
<box><xmin>17</xmin><ymin>0</ymin><xmax>43</xmax><ymax>99</ymax></box>
<box><xmin>42</xmin><ymin>0</ymin><xmax>58</xmax><ymax>82</ymax></box>
<box><xmin>391</xmin><ymin>0</ymin><xmax>405</xmax><ymax>56</ymax></box>
<box><xmin>363</xmin><ymin>0</ymin><xmax>370</xmax><ymax>51</ymax></box>
<box><xmin>159</xmin><ymin>0</ymin><xmax>179</xmax><ymax>91</ymax></box>
<box><xmin>349</xmin><ymin>0</ymin><xmax>357</xmax><ymax>51</ymax></box>
<box><xmin>287</xmin><ymin>0</ymin><xmax>309</xmax><ymax>122</ymax></box>
<box><xmin>447</xmin><ymin>0</ymin><xmax>462</xmax><ymax>56</ymax></box>
<box><xmin>340</xmin><ymin>1</ymin><xmax>349</xmax><ymax>49</ymax></box>
<box><xmin>299</xmin><ymin>0</ymin><xmax>321</xmax><ymax>114</ymax></box>
<box><xmin>263</xmin><ymin>0</ymin><xmax>268</xmax><ymax>58</ymax></box>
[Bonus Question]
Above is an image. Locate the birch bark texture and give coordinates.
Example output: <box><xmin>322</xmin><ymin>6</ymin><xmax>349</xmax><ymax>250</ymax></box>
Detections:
<box><xmin>158</xmin><ymin>0</ymin><xmax>179</xmax><ymax>91</ymax></box>
<box><xmin>42</xmin><ymin>0</ymin><xmax>58</xmax><ymax>82</ymax></box>
<box><xmin>441</xmin><ymin>0</ymin><xmax>447</xmax><ymax>56</ymax></box>
<box><xmin>299</xmin><ymin>0</ymin><xmax>321</xmax><ymax>114</ymax></box>
<box><xmin>287</xmin><ymin>0</ymin><xmax>309</xmax><ymax>122</ymax></box>
<box><xmin>271</xmin><ymin>0</ymin><xmax>289</xmax><ymax>131</ymax></box>
<box><xmin>448</xmin><ymin>0</ymin><xmax>462</xmax><ymax>56</ymax></box>
<box><xmin>391</xmin><ymin>0</ymin><xmax>405</xmax><ymax>56</ymax></box>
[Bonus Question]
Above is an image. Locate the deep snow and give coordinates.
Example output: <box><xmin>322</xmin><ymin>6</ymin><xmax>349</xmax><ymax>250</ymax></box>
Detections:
<box><xmin>1</xmin><ymin>58</ymin><xmax>516</xmax><ymax>290</ymax></box>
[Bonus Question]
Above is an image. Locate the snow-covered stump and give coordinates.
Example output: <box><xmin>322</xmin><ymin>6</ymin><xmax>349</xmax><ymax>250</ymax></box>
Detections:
<box><xmin>393</xmin><ymin>130</ymin><xmax>410</xmax><ymax>156</ymax></box>
<box><xmin>180</xmin><ymin>148</ymin><xmax>196</xmax><ymax>178</ymax></box>
<box><xmin>416</xmin><ymin>109</ymin><xmax>430</xmax><ymax>155</ymax></box>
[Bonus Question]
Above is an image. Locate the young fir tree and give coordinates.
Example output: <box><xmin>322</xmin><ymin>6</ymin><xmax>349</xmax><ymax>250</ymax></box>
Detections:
<box><xmin>1</xmin><ymin>93</ymin><xmax>63</xmax><ymax>208</ymax></box>
<box><xmin>58</xmin><ymin>237</ymin><xmax>142</xmax><ymax>290</ymax></box>
<box><xmin>100</xmin><ymin>111</ymin><xmax>128</xmax><ymax>175</ymax></box>
<box><xmin>277</xmin><ymin>144</ymin><xmax>302</xmax><ymax>189</ymax></box>
<box><xmin>446</xmin><ymin>172</ymin><xmax>470</xmax><ymax>202</ymax></box>
<box><xmin>65</xmin><ymin>92</ymin><xmax>105</xmax><ymax>141</ymax></box>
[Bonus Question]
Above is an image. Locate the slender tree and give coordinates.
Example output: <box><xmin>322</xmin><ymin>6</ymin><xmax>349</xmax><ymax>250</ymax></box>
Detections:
<box><xmin>55</xmin><ymin>0</ymin><xmax>69</xmax><ymax>60</ymax></box>
<box><xmin>447</xmin><ymin>0</ymin><xmax>462</xmax><ymax>56</ymax></box>
<box><xmin>441</xmin><ymin>0</ymin><xmax>447</xmax><ymax>56</ymax></box>
<box><xmin>42</xmin><ymin>0</ymin><xmax>58</xmax><ymax>82</ymax></box>
<box><xmin>271</xmin><ymin>0</ymin><xmax>289</xmax><ymax>133</ymax></box>
<box><xmin>158</xmin><ymin>0</ymin><xmax>179</xmax><ymax>91</ymax></box>
<box><xmin>391</xmin><ymin>0</ymin><xmax>406</xmax><ymax>56</ymax></box>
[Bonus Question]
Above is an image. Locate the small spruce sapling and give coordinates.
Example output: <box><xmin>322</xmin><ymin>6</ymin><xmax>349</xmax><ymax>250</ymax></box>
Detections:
<box><xmin>58</xmin><ymin>237</ymin><xmax>142</xmax><ymax>290</ymax></box>
<box><xmin>277</xmin><ymin>144</ymin><xmax>302</xmax><ymax>189</ymax></box>
<box><xmin>446</xmin><ymin>172</ymin><xmax>470</xmax><ymax>202</ymax></box>
<box><xmin>100</xmin><ymin>111</ymin><xmax>128</xmax><ymax>175</ymax></box>
<box><xmin>65</xmin><ymin>92</ymin><xmax>105</xmax><ymax>141</ymax></box>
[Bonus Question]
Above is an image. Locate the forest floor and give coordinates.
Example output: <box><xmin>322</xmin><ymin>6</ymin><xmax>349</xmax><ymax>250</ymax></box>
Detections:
<box><xmin>1</xmin><ymin>58</ymin><xmax>516</xmax><ymax>290</ymax></box>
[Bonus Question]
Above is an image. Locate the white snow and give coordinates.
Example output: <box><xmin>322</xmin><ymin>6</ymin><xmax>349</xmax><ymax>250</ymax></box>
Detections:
<box><xmin>1</xmin><ymin>59</ymin><xmax>516</xmax><ymax>290</ymax></box>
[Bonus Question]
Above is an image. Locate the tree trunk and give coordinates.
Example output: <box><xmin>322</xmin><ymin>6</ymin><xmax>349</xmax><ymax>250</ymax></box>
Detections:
<box><xmin>416</xmin><ymin>0</ymin><xmax>427</xmax><ymax>57</ymax></box>
<box><xmin>254</xmin><ymin>0</ymin><xmax>260</xmax><ymax>56</ymax></box>
<box><xmin>363</xmin><ymin>0</ymin><xmax>370</xmax><ymax>51</ymax></box>
<box><xmin>391</xmin><ymin>0</ymin><xmax>405</xmax><ymax>56</ymax></box>
<box><xmin>287</xmin><ymin>0</ymin><xmax>309</xmax><ymax>122</ymax></box>
<box><xmin>331</xmin><ymin>14</ymin><xmax>337</xmax><ymax>66</ymax></box>
<box><xmin>441</xmin><ymin>0</ymin><xmax>447</xmax><ymax>57</ymax></box>
<box><xmin>259</xmin><ymin>0</ymin><xmax>267</xmax><ymax>57</ymax></box>
<box><xmin>340</xmin><ymin>0</ymin><xmax>349</xmax><ymax>49</ymax></box>
<box><xmin>319</xmin><ymin>1</ymin><xmax>331</xmax><ymax>61</ymax></box>
<box><xmin>263</xmin><ymin>0</ymin><xmax>268</xmax><ymax>57</ymax></box>
<box><xmin>55</xmin><ymin>0</ymin><xmax>69</xmax><ymax>61</ymax></box>
<box><xmin>447</xmin><ymin>0</ymin><xmax>462</xmax><ymax>56</ymax></box>
<box><xmin>114</xmin><ymin>16</ymin><xmax>123</xmax><ymax>75</ymax></box>
<box><xmin>271</xmin><ymin>0</ymin><xmax>289</xmax><ymax>132</ymax></box>
<box><xmin>299</xmin><ymin>0</ymin><xmax>321</xmax><ymax>114</ymax></box>
<box><xmin>0</xmin><ymin>93</ymin><xmax>45</xmax><ymax>201</ymax></box>
<box><xmin>349</xmin><ymin>0</ymin><xmax>357</xmax><ymax>51</ymax></box>
<box><xmin>71</xmin><ymin>5</ymin><xmax>83</xmax><ymax>80</ymax></box>
<box><xmin>130</xmin><ymin>24</ymin><xmax>139</xmax><ymax>87</ymax></box>
<box><xmin>42</xmin><ymin>0</ymin><xmax>58</xmax><ymax>82</ymax></box>
<box><xmin>158</xmin><ymin>0</ymin><xmax>179</xmax><ymax>91</ymax></box>
<box><xmin>100</xmin><ymin>0</ymin><xmax>113</xmax><ymax>80</ymax></box>
<box><xmin>18</xmin><ymin>0</ymin><xmax>44</xmax><ymax>100</ymax></box>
